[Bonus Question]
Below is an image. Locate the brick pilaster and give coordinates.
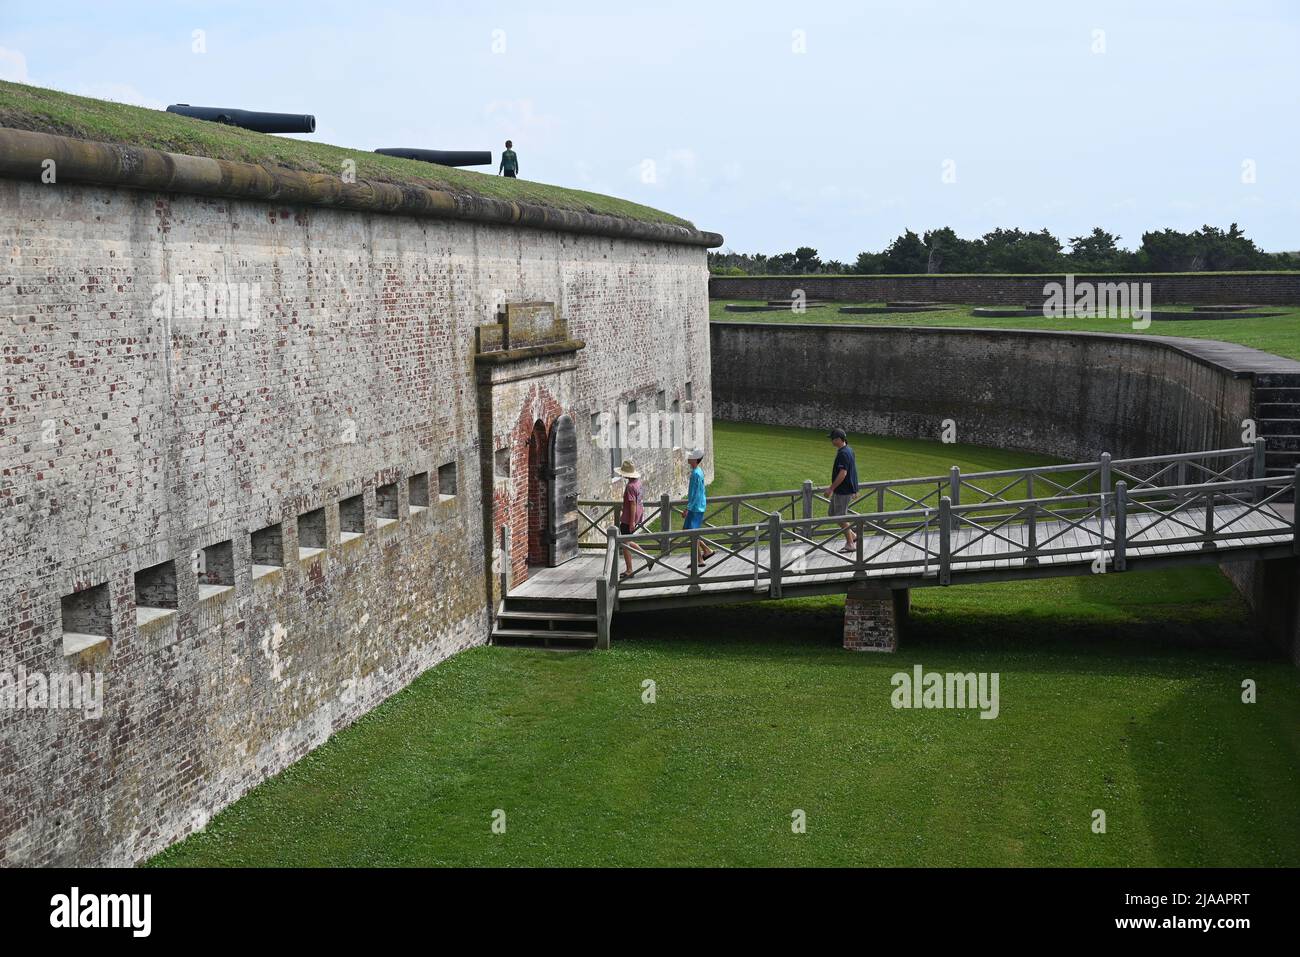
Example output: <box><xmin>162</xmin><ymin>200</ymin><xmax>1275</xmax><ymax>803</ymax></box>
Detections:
<box><xmin>844</xmin><ymin>584</ymin><xmax>905</xmax><ymax>652</ymax></box>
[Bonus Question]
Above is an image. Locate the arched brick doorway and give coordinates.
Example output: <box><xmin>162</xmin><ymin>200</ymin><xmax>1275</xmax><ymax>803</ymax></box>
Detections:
<box><xmin>527</xmin><ymin>419</ymin><xmax>550</xmax><ymax>566</ymax></box>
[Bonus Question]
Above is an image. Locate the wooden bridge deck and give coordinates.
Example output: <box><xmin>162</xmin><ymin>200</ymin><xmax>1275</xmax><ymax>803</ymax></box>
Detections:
<box><xmin>502</xmin><ymin>446</ymin><xmax>1300</xmax><ymax>645</ymax></box>
<box><xmin>513</xmin><ymin>501</ymin><xmax>1295</xmax><ymax>609</ymax></box>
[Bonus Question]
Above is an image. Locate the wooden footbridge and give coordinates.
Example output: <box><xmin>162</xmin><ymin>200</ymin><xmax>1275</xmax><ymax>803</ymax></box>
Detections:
<box><xmin>493</xmin><ymin>442</ymin><xmax>1297</xmax><ymax>649</ymax></box>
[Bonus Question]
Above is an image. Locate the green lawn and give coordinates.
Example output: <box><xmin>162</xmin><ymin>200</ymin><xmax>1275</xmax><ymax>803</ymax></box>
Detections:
<box><xmin>150</xmin><ymin>422</ymin><xmax>1300</xmax><ymax>867</ymax></box>
<box><xmin>0</xmin><ymin>80</ymin><xmax>690</xmax><ymax>228</ymax></box>
<box><xmin>711</xmin><ymin>300</ymin><xmax>1300</xmax><ymax>360</ymax></box>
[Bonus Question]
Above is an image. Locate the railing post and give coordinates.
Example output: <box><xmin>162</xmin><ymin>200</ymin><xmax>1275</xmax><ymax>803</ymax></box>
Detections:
<box><xmin>1202</xmin><ymin>489</ymin><xmax>1216</xmax><ymax>550</ymax></box>
<box><xmin>1114</xmin><ymin>481</ymin><xmax>1127</xmax><ymax>571</ymax></box>
<box><xmin>596</xmin><ymin>526</ymin><xmax>618</xmax><ymax>649</ymax></box>
<box><xmin>688</xmin><ymin>524</ymin><xmax>699</xmax><ymax>584</ymax></box>
<box><xmin>877</xmin><ymin>486</ymin><xmax>885</xmax><ymax>512</ymax></box>
<box><xmin>949</xmin><ymin>466</ymin><xmax>961</xmax><ymax>507</ymax></box>
<box><xmin>659</xmin><ymin>493</ymin><xmax>673</xmax><ymax>558</ymax></box>
<box><xmin>802</xmin><ymin>480</ymin><xmax>814</xmax><ymax>519</ymax></box>
<box><xmin>606</xmin><ymin>526</ymin><xmax>619</xmax><ymax>612</ymax></box>
<box><xmin>753</xmin><ymin>524</ymin><xmax>763</xmax><ymax>593</ymax></box>
<box><xmin>938</xmin><ymin>496</ymin><xmax>952</xmax><ymax>586</ymax></box>
<box><xmin>1293</xmin><ymin>467</ymin><xmax>1300</xmax><ymax>555</ymax></box>
<box><xmin>1254</xmin><ymin>438</ymin><xmax>1268</xmax><ymax>503</ymax></box>
<box><xmin>595</xmin><ymin>578</ymin><xmax>610</xmax><ymax>649</ymax></box>
<box><xmin>768</xmin><ymin>512</ymin><xmax>783</xmax><ymax>598</ymax></box>
<box><xmin>1024</xmin><ymin>503</ymin><xmax>1038</xmax><ymax>566</ymax></box>
<box><xmin>499</xmin><ymin>525</ymin><xmax>512</xmax><ymax>599</ymax></box>
<box><xmin>1100</xmin><ymin>452</ymin><xmax>1112</xmax><ymax>496</ymax></box>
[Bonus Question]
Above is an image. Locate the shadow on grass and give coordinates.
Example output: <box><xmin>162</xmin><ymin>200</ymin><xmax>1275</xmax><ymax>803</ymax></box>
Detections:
<box><xmin>1127</xmin><ymin>678</ymin><xmax>1300</xmax><ymax>866</ymax></box>
<box><xmin>613</xmin><ymin>576</ymin><xmax>1280</xmax><ymax>678</ymax></box>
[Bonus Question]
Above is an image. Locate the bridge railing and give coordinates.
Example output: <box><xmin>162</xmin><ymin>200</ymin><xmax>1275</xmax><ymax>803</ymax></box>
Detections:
<box><xmin>579</xmin><ymin>442</ymin><xmax>1265</xmax><ymax>550</ymax></box>
<box><xmin>600</xmin><ymin>460</ymin><xmax>1295</xmax><ymax>608</ymax></box>
<box><xmin>1121</xmin><ymin>472</ymin><xmax>1295</xmax><ymax>558</ymax></box>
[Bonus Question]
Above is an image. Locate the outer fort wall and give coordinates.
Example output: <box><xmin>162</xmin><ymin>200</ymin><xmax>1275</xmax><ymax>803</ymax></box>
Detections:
<box><xmin>0</xmin><ymin>136</ymin><xmax>717</xmax><ymax>865</ymax></box>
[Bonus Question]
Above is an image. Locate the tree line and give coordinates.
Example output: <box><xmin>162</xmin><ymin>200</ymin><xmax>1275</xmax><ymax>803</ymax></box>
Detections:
<box><xmin>708</xmin><ymin>225</ymin><xmax>1299</xmax><ymax>275</ymax></box>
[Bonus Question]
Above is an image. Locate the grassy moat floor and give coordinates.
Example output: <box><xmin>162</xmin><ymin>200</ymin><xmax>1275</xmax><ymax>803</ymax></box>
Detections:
<box><xmin>151</xmin><ymin>422</ymin><xmax>1300</xmax><ymax>867</ymax></box>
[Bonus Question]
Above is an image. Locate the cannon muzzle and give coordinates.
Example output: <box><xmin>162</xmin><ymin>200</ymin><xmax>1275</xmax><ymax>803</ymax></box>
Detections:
<box><xmin>167</xmin><ymin>105</ymin><xmax>316</xmax><ymax>134</ymax></box>
<box><xmin>375</xmin><ymin>148</ymin><xmax>492</xmax><ymax>168</ymax></box>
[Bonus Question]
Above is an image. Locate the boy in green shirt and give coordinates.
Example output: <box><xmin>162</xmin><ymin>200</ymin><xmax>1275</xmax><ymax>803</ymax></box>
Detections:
<box><xmin>499</xmin><ymin>140</ymin><xmax>519</xmax><ymax>178</ymax></box>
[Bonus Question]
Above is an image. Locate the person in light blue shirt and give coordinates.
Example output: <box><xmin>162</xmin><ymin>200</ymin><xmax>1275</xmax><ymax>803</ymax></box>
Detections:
<box><xmin>680</xmin><ymin>448</ymin><xmax>715</xmax><ymax>565</ymax></box>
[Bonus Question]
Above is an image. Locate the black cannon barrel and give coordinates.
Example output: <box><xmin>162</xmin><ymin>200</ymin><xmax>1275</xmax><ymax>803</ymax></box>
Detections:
<box><xmin>167</xmin><ymin>104</ymin><xmax>316</xmax><ymax>134</ymax></box>
<box><xmin>375</xmin><ymin>148</ymin><xmax>492</xmax><ymax>168</ymax></box>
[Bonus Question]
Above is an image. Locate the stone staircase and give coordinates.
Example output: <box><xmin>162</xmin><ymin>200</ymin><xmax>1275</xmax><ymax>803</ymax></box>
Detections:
<box><xmin>490</xmin><ymin>596</ymin><xmax>599</xmax><ymax>649</ymax></box>
<box><xmin>1254</xmin><ymin>372</ymin><xmax>1300</xmax><ymax>495</ymax></box>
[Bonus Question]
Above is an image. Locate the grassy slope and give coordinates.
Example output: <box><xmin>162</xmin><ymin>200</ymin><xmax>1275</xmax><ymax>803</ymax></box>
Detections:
<box><xmin>0</xmin><ymin>80</ymin><xmax>690</xmax><ymax>228</ymax></box>
<box><xmin>151</xmin><ymin>422</ymin><xmax>1300</xmax><ymax>867</ymax></box>
<box><xmin>710</xmin><ymin>300</ymin><xmax>1300</xmax><ymax>361</ymax></box>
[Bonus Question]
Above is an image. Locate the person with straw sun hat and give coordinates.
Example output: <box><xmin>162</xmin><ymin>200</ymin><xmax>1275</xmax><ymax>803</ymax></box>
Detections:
<box><xmin>615</xmin><ymin>459</ymin><xmax>655</xmax><ymax>580</ymax></box>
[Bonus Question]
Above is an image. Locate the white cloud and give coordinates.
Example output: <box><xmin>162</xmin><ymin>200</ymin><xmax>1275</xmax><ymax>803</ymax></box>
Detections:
<box><xmin>68</xmin><ymin>82</ymin><xmax>165</xmax><ymax>111</ymax></box>
<box><xmin>484</xmin><ymin>98</ymin><xmax>557</xmax><ymax>147</ymax></box>
<box><xmin>626</xmin><ymin>148</ymin><xmax>701</xmax><ymax>188</ymax></box>
<box><xmin>0</xmin><ymin>47</ymin><xmax>29</xmax><ymax>83</ymax></box>
<box><xmin>976</xmin><ymin>195</ymin><xmax>1009</xmax><ymax>215</ymax></box>
<box><xmin>0</xmin><ymin>48</ymin><xmax>164</xmax><ymax>113</ymax></box>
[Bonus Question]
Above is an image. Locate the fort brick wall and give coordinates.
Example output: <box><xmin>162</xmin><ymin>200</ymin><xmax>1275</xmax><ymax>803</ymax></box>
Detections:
<box><xmin>710</xmin><ymin>322</ymin><xmax>1258</xmax><ymax>460</ymax></box>
<box><xmin>710</xmin><ymin>272</ymin><xmax>1300</xmax><ymax>305</ymax></box>
<box><xmin>0</xmin><ymin>174</ymin><xmax>714</xmax><ymax>866</ymax></box>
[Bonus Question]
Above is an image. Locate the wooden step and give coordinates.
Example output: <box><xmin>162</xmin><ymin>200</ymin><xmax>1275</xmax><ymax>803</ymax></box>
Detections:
<box><xmin>1258</xmin><ymin>403</ymin><xmax>1300</xmax><ymax>417</ymax></box>
<box><xmin>490</xmin><ymin>628</ymin><xmax>598</xmax><ymax>649</ymax></box>
<box><xmin>493</xmin><ymin>628</ymin><xmax>597</xmax><ymax>639</ymax></box>
<box><xmin>500</xmin><ymin>595</ymin><xmax>597</xmax><ymax>614</ymax></box>
<box><xmin>1258</xmin><ymin>418</ymin><xmax>1300</xmax><ymax>435</ymax></box>
<box><xmin>497</xmin><ymin>617</ymin><xmax>597</xmax><ymax>634</ymax></box>
<box><xmin>1254</xmin><ymin>373</ymin><xmax>1300</xmax><ymax>388</ymax></box>
<box><xmin>495</xmin><ymin>604</ymin><xmax>596</xmax><ymax>622</ymax></box>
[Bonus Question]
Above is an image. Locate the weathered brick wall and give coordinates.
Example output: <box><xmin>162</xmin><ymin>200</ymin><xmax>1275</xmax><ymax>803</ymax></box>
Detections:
<box><xmin>711</xmin><ymin>323</ymin><xmax>1253</xmax><ymax>462</ymax></box>
<box><xmin>0</xmin><ymin>177</ymin><xmax>712</xmax><ymax>865</ymax></box>
<box><xmin>710</xmin><ymin>273</ymin><xmax>1300</xmax><ymax>305</ymax></box>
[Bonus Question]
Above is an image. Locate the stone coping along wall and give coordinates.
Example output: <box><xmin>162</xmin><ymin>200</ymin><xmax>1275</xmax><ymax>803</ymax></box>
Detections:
<box><xmin>710</xmin><ymin>272</ymin><xmax>1300</xmax><ymax>305</ymax></box>
<box><xmin>0</xmin><ymin>127</ymin><xmax>725</xmax><ymax>249</ymax></box>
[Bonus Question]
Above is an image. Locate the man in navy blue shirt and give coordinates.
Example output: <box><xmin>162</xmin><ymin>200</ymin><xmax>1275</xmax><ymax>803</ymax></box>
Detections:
<box><xmin>825</xmin><ymin>428</ymin><xmax>858</xmax><ymax>552</ymax></box>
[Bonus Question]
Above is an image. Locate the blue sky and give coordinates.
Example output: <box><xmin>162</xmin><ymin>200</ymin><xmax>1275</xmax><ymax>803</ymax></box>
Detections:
<box><xmin>2</xmin><ymin>0</ymin><xmax>1297</xmax><ymax>258</ymax></box>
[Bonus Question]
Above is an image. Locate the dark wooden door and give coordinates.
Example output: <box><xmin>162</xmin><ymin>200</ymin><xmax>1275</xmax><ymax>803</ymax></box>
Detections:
<box><xmin>547</xmin><ymin>413</ymin><xmax>579</xmax><ymax>565</ymax></box>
